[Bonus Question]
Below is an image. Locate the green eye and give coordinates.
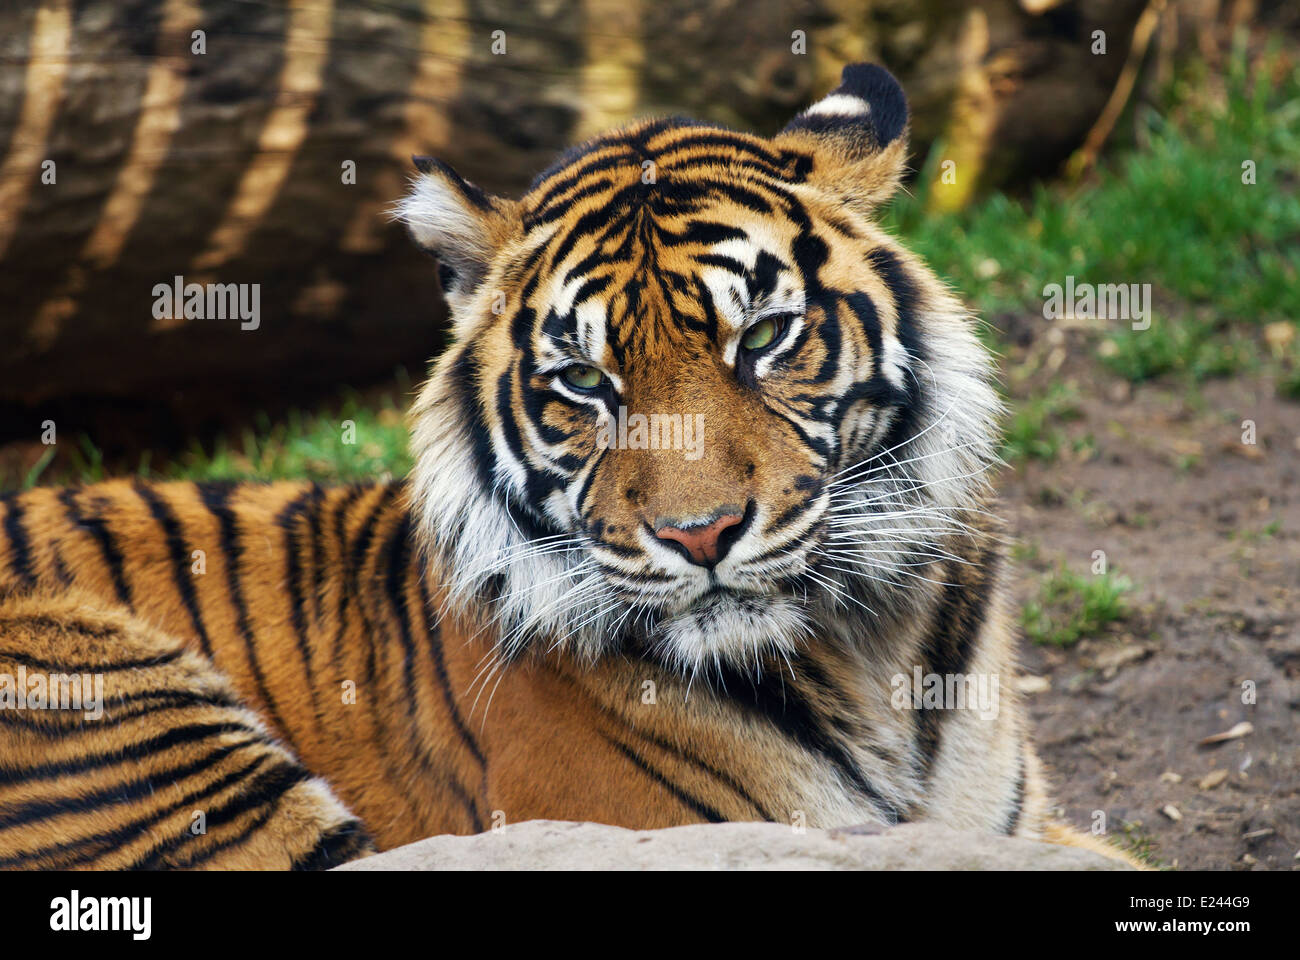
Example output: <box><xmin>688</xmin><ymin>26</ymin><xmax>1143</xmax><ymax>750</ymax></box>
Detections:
<box><xmin>741</xmin><ymin>316</ymin><xmax>782</xmax><ymax>352</ymax></box>
<box><xmin>561</xmin><ymin>364</ymin><xmax>604</xmax><ymax>390</ymax></box>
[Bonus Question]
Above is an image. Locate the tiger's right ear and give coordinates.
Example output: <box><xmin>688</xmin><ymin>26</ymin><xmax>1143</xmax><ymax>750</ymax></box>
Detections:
<box><xmin>395</xmin><ymin>156</ymin><xmax>519</xmax><ymax>310</ymax></box>
<box><xmin>773</xmin><ymin>63</ymin><xmax>910</xmax><ymax>215</ymax></box>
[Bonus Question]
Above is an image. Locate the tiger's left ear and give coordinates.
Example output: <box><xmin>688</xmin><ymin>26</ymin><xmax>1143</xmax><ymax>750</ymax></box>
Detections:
<box><xmin>774</xmin><ymin>63</ymin><xmax>909</xmax><ymax>214</ymax></box>
<box><xmin>395</xmin><ymin>156</ymin><xmax>519</xmax><ymax>312</ymax></box>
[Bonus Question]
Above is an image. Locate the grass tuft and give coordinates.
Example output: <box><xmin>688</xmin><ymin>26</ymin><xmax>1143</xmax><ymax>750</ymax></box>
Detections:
<box><xmin>159</xmin><ymin>393</ymin><xmax>412</xmax><ymax>483</ymax></box>
<box><xmin>1022</xmin><ymin>566</ymin><xmax>1134</xmax><ymax>647</ymax></box>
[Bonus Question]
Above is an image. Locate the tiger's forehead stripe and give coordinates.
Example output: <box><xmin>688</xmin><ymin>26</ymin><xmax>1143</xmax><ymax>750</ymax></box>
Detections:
<box><xmin>504</xmin><ymin>124</ymin><xmax>831</xmax><ymax>369</ymax></box>
<box><xmin>522</xmin><ymin>122</ymin><xmax>811</xmax><ymax>225</ymax></box>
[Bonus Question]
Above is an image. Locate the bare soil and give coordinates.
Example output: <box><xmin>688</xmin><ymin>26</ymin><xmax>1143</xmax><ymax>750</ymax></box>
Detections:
<box><xmin>999</xmin><ymin>318</ymin><xmax>1299</xmax><ymax>871</ymax></box>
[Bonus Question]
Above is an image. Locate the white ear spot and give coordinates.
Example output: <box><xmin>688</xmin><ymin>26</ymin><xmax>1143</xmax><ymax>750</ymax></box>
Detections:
<box><xmin>803</xmin><ymin>93</ymin><xmax>871</xmax><ymax>118</ymax></box>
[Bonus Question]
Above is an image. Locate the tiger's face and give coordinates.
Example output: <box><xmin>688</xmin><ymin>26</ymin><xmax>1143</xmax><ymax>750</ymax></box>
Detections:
<box><xmin>399</xmin><ymin>65</ymin><xmax>1000</xmax><ymax>676</ymax></box>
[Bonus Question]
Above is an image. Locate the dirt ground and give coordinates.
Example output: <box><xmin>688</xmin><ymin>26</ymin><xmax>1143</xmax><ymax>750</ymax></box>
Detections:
<box><xmin>998</xmin><ymin>316</ymin><xmax>1299</xmax><ymax>871</ymax></box>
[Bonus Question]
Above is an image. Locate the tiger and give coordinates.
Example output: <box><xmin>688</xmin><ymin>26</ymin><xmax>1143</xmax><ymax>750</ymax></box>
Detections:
<box><xmin>0</xmin><ymin>63</ymin><xmax>1133</xmax><ymax>870</ymax></box>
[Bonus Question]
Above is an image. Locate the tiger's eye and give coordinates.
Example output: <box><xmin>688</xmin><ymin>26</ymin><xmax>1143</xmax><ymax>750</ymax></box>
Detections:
<box><xmin>741</xmin><ymin>317</ymin><xmax>779</xmax><ymax>351</ymax></box>
<box><xmin>562</xmin><ymin>364</ymin><xmax>604</xmax><ymax>390</ymax></box>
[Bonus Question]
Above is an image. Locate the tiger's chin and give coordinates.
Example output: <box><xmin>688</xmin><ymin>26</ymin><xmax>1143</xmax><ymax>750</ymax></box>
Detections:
<box><xmin>648</xmin><ymin>590</ymin><xmax>810</xmax><ymax>677</ymax></box>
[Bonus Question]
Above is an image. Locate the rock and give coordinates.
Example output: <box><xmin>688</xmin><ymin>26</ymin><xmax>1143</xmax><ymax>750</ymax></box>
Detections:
<box><xmin>1092</xmin><ymin>643</ymin><xmax>1151</xmax><ymax>678</ymax></box>
<box><xmin>1198</xmin><ymin>769</ymin><xmax>1229</xmax><ymax>791</ymax></box>
<box><xmin>1017</xmin><ymin>674</ymin><xmax>1052</xmax><ymax>694</ymax></box>
<box><xmin>1199</xmin><ymin>722</ymin><xmax>1254</xmax><ymax>747</ymax></box>
<box><xmin>333</xmin><ymin>820</ymin><xmax>1135</xmax><ymax>871</ymax></box>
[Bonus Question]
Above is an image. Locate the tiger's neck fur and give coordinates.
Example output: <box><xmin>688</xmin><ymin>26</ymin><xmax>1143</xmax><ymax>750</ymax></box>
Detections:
<box><xmin>0</xmin><ymin>477</ymin><xmax>1045</xmax><ymax>848</ymax></box>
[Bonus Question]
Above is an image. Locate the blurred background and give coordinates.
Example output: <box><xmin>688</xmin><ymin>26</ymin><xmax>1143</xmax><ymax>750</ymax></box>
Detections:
<box><xmin>0</xmin><ymin>0</ymin><xmax>1296</xmax><ymax>869</ymax></box>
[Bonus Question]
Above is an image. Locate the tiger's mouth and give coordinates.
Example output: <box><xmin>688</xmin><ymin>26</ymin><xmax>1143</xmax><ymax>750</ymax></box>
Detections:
<box><xmin>646</xmin><ymin>586</ymin><xmax>810</xmax><ymax>672</ymax></box>
<box><xmin>685</xmin><ymin>583</ymin><xmax>771</xmax><ymax>615</ymax></box>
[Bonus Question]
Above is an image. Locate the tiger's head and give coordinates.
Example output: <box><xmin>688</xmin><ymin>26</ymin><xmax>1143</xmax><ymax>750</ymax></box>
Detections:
<box><xmin>398</xmin><ymin>64</ymin><xmax>1000</xmax><ymax>677</ymax></box>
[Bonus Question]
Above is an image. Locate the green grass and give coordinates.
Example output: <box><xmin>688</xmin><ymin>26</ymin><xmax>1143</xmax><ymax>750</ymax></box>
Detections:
<box><xmin>7</xmin><ymin>391</ymin><xmax>412</xmax><ymax>491</ymax></box>
<box><xmin>886</xmin><ymin>40</ymin><xmax>1300</xmax><ymax>391</ymax></box>
<box><xmin>1021</xmin><ymin>566</ymin><xmax>1135</xmax><ymax>647</ymax></box>
<box><xmin>1229</xmin><ymin>518</ymin><xmax>1283</xmax><ymax>542</ymax></box>
<box><xmin>1117</xmin><ymin>820</ymin><xmax>1166</xmax><ymax>870</ymax></box>
<box><xmin>159</xmin><ymin>395</ymin><xmax>412</xmax><ymax>484</ymax></box>
<box><xmin>1001</xmin><ymin>383</ymin><xmax>1082</xmax><ymax>464</ymax></box>
<box><xmin>1280</xmin><ymin>362</ymin><xmax>1300</xmax><ymax>400</ymax></box>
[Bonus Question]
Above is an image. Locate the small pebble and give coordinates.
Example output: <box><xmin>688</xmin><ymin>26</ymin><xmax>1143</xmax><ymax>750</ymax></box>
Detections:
<box><xmin>1199</xmin><ymin>722</ymin><xmax>1253</xmax><ymax>746</ymax></box>
<box><xmin>1198</xmin><ymin>769</ymin><xmax>1229</xmax><ymax>790</ymax></box>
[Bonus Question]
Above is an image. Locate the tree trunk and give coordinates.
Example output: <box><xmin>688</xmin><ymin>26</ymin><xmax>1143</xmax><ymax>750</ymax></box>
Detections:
<box><xmin>0</xmin><ymin>0</ymin><xmax>1156</xmax><ymax>423</ymax></box>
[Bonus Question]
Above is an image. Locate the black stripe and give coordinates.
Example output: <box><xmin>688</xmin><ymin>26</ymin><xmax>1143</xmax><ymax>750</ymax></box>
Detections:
<box><xmin>0</xmin><ymin>493</ymin><xmax>36</xmax><ymax>586</ymax></box>
<box><xmin>340</xmin><ymin>486</ymin><xmax>459</xmax><ymax>832</ymax></box>
<box><xmin>569</xmin><ymin>272</ymin><xmax>614</xmax><ymax>308</ymax></box>
<box><xmin>797</xmin><ymin>655</ymin><xmax>897</xmax><ymax>768</ymax></box>
<box><xmin>346</xmin><ymin>485</ymin><xmax>400</xmax><ymax>687</ymax></box>
<box><xmin>708</xmin><ymin>659</ymin><xmax>903</xmax><ymax>824</ymax></box>
<box><xmin>305</xmin><ymin>485</ymin><xmax>327</xmax><ymax>624</ymax></box>
<box><xmin>326</xmin><ymin>484</ymin><xmax>367</xmax><ymax>665</ymax></box>
<box><xmin>158</xmin><ymin>791</ymin><xmax>285</xmax><ymax>871</ymax></box>
<box><xmin>194</xmin><ymin>482</ymin><xmax>294</xmax><ymax>747</ymax></box>
<box><xmin>865</xmin><ymin>245</ymin><xmax>927</xmax><ymax>366</ymax></box>
<box><xmin>133</xmin><ymin>482</ymin><xmax>213</xmax><ymax>658</ymax></box>
<box><xmin>381</xmin><ymin>512</ymin><xmax>419</xmax><ymax>711</ymax></box>
<box><xmin>275</xmin><ymin>487</ymin><xmax>318</xmax><ymax>685</ymax></box>
<box><xmin>581</xmin><ymin>690</ymin><xmax>775</xmax><ymax>822</ymax></box>
<box><xmin>415</xmin><ymin>568</ymin><xmax>486</xmax><ymax>833</ymax></box>
<box><xmin>419</xmin><ymin>569</ymin><xmax>486</xmax><ymax>771</ymax></box>
<box><xmin>914</xmin><ymin>543</ymin><xmax>1001</xmax><ymax>777</ymax></box>
<box><xmin>290</xmin><ymin>820</ymin><xmax>373</xmax><ymax>871</ymax></box>
<box><xmin>50</xmin><ymin>544</ymin><xmax>73</xmax><ymax>586</ymax></box>
<box><xmin>647</xmin><ymin>129</ymin><xmax>787</xmax><ymax>167</ymax></box>
<box><xmin>0</xmin><ymin>637</ymin><xmax>179</xmax><ymax>673</ymax></box>
<box><xmin>526</xmin><ymin>176</ymin><xmax>618</xmax><ymax>228</ymax></box>
<box><xmin>601</xmin><ymin>734</ymin><xmax>727</xmax><ymax>823</ymax></box>
<box><xmin>527</xmin><ymin>146</ymin><xmax>641</xmax><ymax>213</ymax></box>
<box><xmin>0</xmin><ymin>688</ymin><xmax>240</xmax><ymax>733</ymax></box>
<box><xmin>1004</xmin><ymin>753</ymin><xmax>1026</xmax><ymax>835</ymax></box>
<box><xmin>0</xmin><ymin>720</ymin><xmax>267</xmax><ymax>786</ymax></box>
<box><xmin>123</xmin><ymin>759</ymin><xmax>314</xmax><ymax>871</ymax></box>
<box><xmin>277</xmin><ymin>483</ymin><xmax>332</xmax><ymax>741</ymax></box>
<box><xmin>0</xmin><ymin>735</ymin><xmax>262</xmax><ymax>830</ymax></box>
<box><xmin>766</xmin><ymin>499</ymin><xmax>810</xmax><ymax>535</ymax></box>
<box><xmin>693</xmin><ymin>253</ymin><xmax>747</xmax><ymax>275</ymax></box>
<box><xmin>58</xmin><ymin>489</ymin><xmax>132</xmax><ymax>606</ymax></box>
<box><xmin>411</xmin><ymin>155</ymin><xmax>493</xmax><ymax>210</ymax></box>
<box><xmin>0</xmin><ymin>752</ymin><xmax>278</xmax><ymax>870</ymax></box>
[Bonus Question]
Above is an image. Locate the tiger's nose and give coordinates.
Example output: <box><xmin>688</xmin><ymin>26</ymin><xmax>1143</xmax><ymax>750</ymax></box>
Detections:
<box><xmin>654</xmin><ymin>510</ymin><xmax>745</xmax><ymax>567</ymax></box>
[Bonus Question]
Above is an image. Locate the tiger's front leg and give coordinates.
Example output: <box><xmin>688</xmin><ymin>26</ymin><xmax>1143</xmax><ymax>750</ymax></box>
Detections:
<box><xmin>0</xmin><ymin>585</ymin><xmax>373</xmax><ymax>870</ymax></box>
